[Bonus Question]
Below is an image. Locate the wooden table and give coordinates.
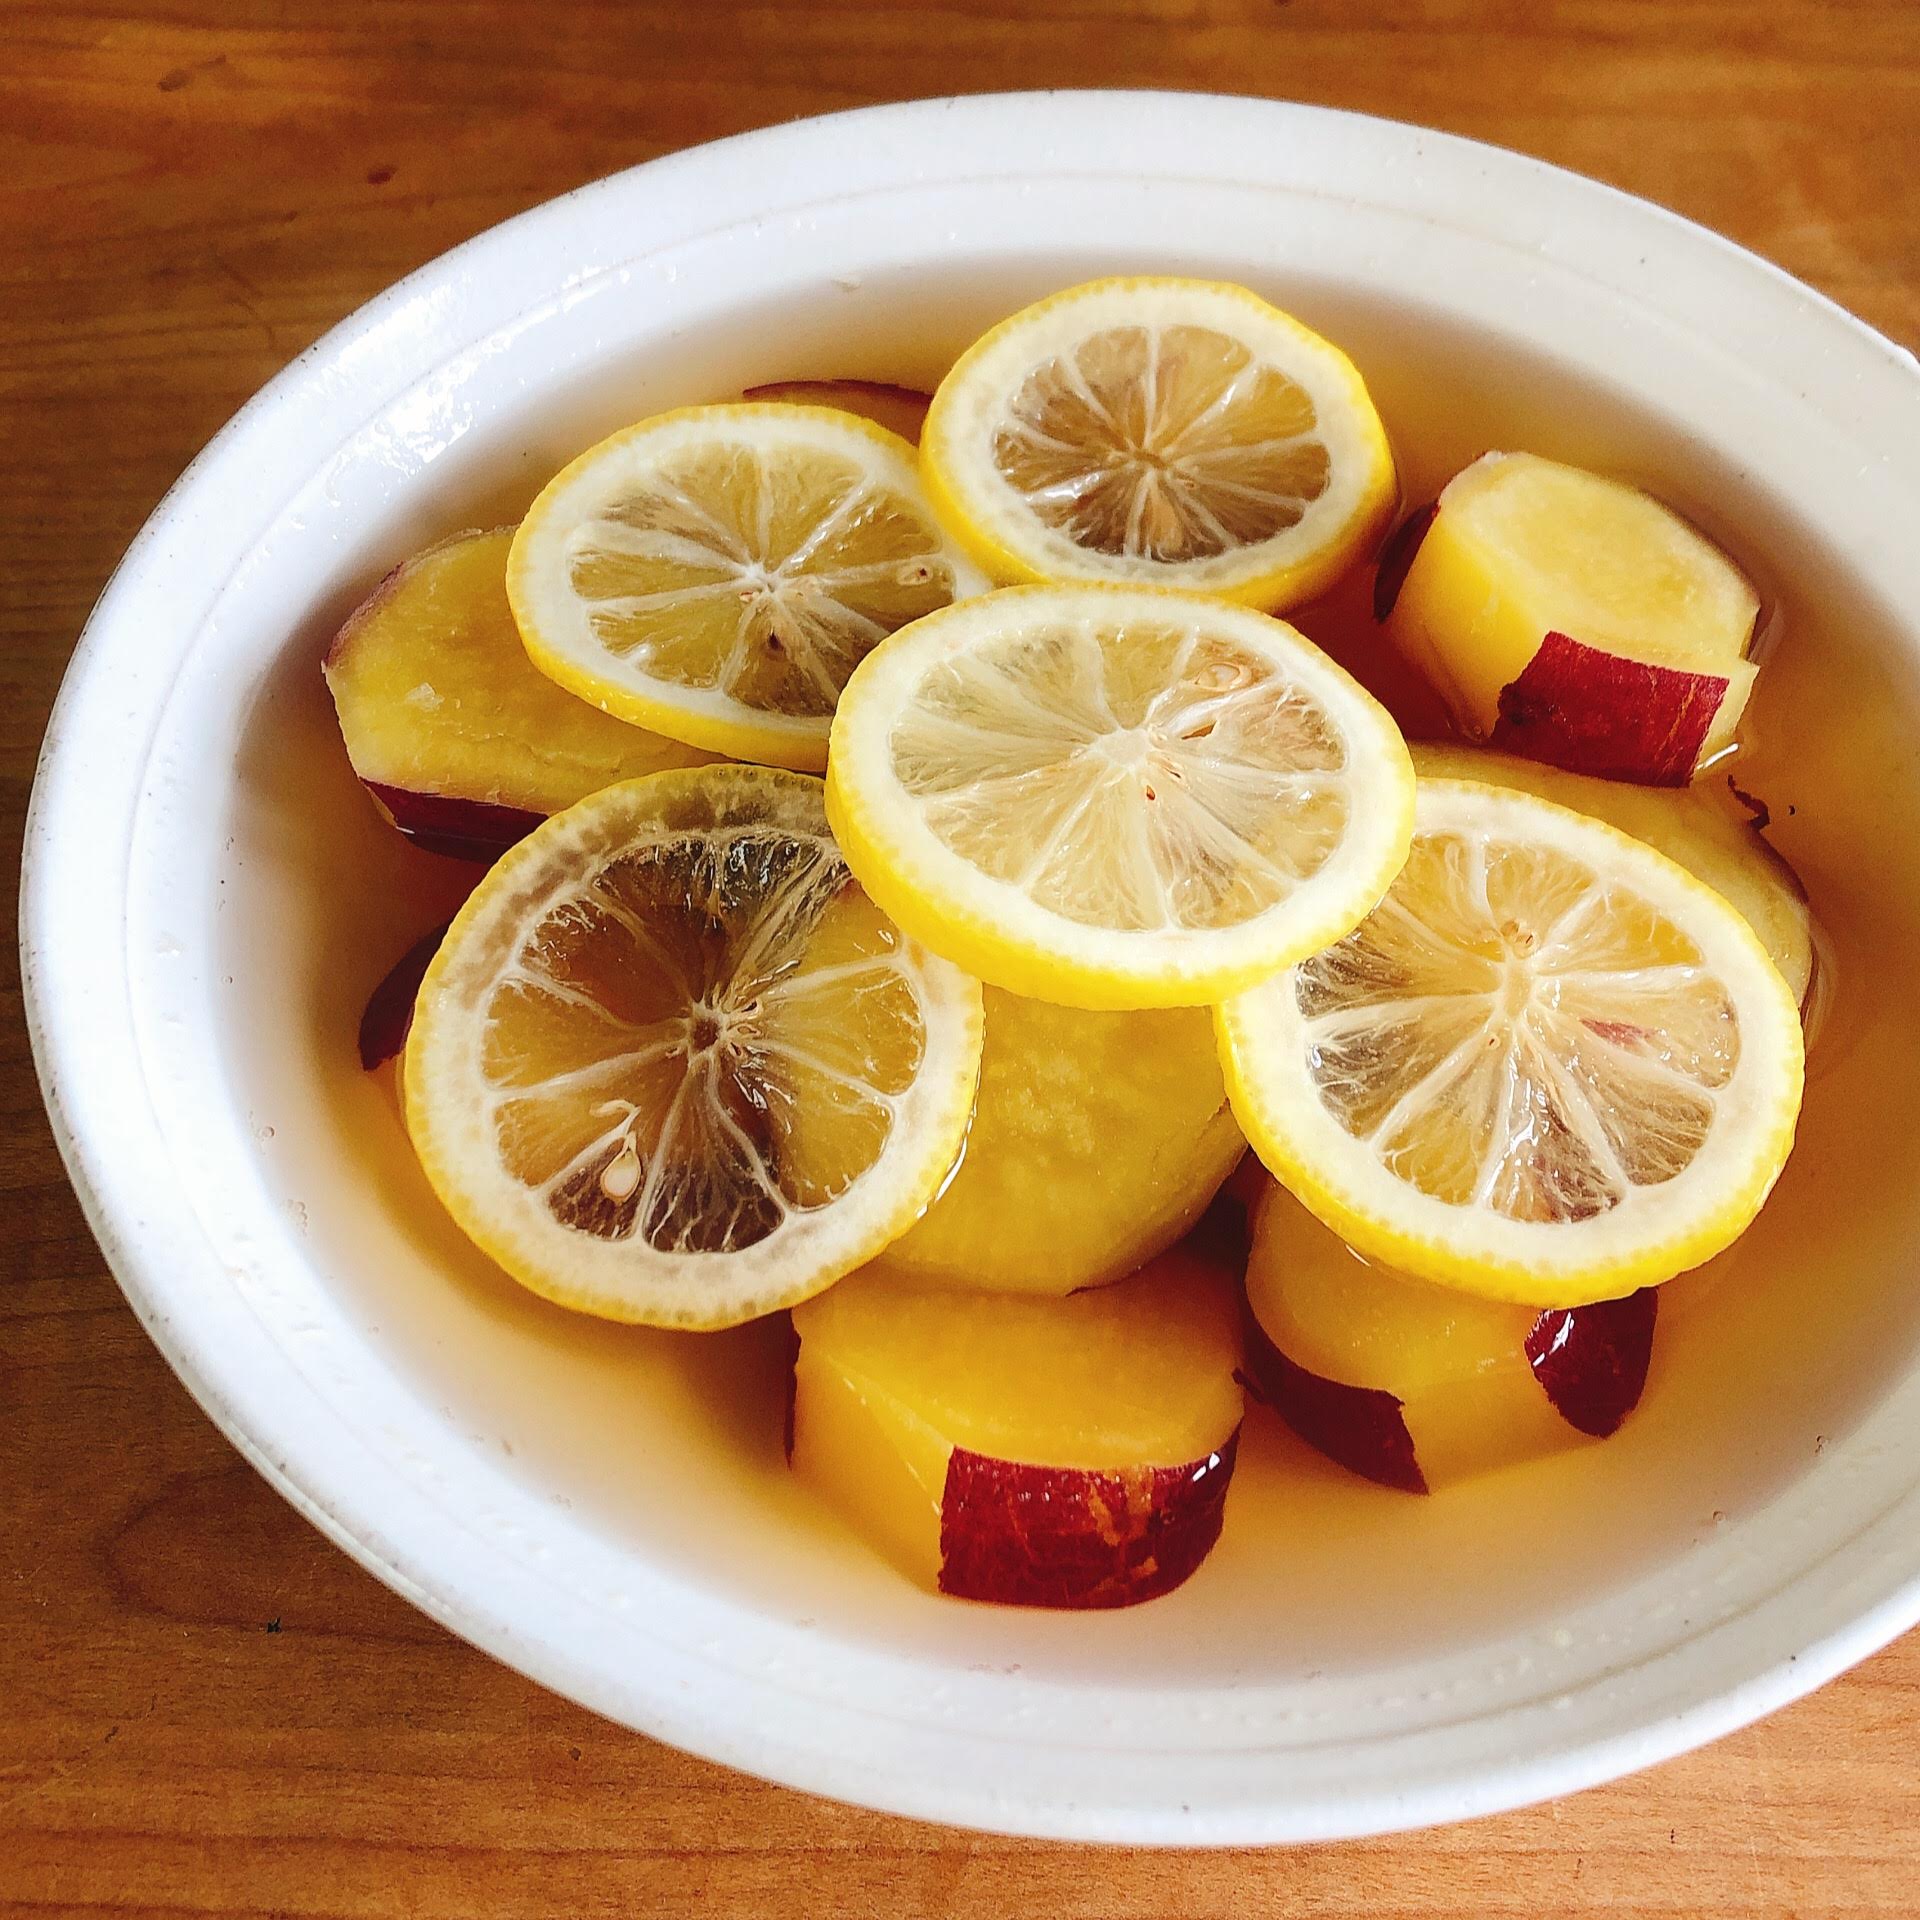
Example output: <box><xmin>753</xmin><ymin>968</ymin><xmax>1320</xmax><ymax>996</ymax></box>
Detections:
<box><xmin>6</xmin><ymin>4</ymin><xmax>1919</xmax><ymax>1912</ymax></box>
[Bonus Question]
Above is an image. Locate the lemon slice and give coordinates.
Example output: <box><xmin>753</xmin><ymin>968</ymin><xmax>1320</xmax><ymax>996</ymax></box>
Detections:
<box><xmin>507</xmin><ymin>404</ymin><xmax>989</xmax><ymax>772</ymax></box>
<box><xmin>825</xmin><ymin>584</ymin><xmax>1415</xmax><ymax>1009</ymax></box>
<box><xmin>922</xmin><ymin>277</ymin><xmax>1396</xmax><ymax>609</ymax></box>
<box><xmin>1217</xmin><ymin>778</ymin><xmax>1804</xmax><ymax>1305</ymax></box>
<box><xmin>404</xmin><ymin>766</ymin><xmax>984</xmax><ymax>1329</ymax></box>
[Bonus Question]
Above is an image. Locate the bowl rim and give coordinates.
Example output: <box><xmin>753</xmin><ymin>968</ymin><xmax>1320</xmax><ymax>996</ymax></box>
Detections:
<box><xmin>22</xmin><ymin>89</ymin><xmax>1920</xmax><ymax>1844</ymax></box>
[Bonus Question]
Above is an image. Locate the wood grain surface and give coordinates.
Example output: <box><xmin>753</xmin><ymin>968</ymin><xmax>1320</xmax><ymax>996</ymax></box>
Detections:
<box><xmin>6</xmin><ymin>4</ymin><xmax>1920</xmax><ymax>1913</ymax></box>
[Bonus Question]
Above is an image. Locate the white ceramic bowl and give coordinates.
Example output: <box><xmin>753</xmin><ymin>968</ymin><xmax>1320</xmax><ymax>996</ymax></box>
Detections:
<box><xmin>25</xmin><ymin>92</ymin><xmax>1920</xmax><ymax>1844</ymax></box>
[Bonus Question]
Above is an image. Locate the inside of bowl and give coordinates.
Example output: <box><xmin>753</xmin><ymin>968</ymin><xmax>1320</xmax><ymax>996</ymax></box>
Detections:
<box><xmin>186</xmin><ymin>244</ymin><xmax>1920</xmax><ymax>1692</ymax></box>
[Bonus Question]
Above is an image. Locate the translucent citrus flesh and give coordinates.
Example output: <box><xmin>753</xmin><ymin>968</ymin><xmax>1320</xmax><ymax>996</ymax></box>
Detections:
<box><xmin>895</xmin><ymin>614</ymin><xmax>1351</xmax><ymax>930</ymax></box>
<box><xmin>990</xmin><ymin>323</ymin><xmax>1332</xmax><ymax>562</ymax></box>
<box><xmin>558</xmin><ymin>439</ymin><xmax>948</xmax><ymax>716</ymax></box>
<box><xmin>509</xmin><ymin>405</ymin><xmax>981</xmax><ymax>770</ymax></box>
<box><xmin>791</xmin><ymin>1247</ymin><xmax>1243</xmax><ymax>1583</ymax></box>
<box><xmin>868</xmin><ymin>986</ymin><xmax>1245</xmax><ymax>1295</ymax></box>
<box><xmin>827</xmin><ymin>586</ymin><xmax>1415</xmax><ymax>1008</ymax></box>
<box><xmin>486</xmin><ymin>860</ymin><xmax>923</xmax><ymax>1236</ymax></box>
<box><xmin>924</xmin><ymin>278</ymin><xmax>1396</xmax><ymax>606</ymax></box>
<box><xmin>1388</xmin><ymin>452</ymin><xmax>1760</xmax><ymax>754</ymax></box>
<box><xmin>323</xmin><ymin>527</ymin><xmax>710</xmax><ymax>813</ymax></box>
<box><xmin>405</xmin><ymin>767</ymin><xmax>982</xmax><ymax>1328</ymax></box>
<box><xmin>1305</xmin><ymin>835</ymin><xmax>1729</xmax><ymax>1210</ymax></box>
<box><xmin>1246</xmin><ymin>1180</ymin><xmax>1572</xmax><ymax>1486</ymax></box>
<box><xmin>1411</xmin><ymin>744</ymin><xmax>1814</xmax><ymax>1009</ymax></box>
<box><xmin>1219</xmin><ymin>780</ymin><xmax>1804</xmax><ymax>1304</ymax></box>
